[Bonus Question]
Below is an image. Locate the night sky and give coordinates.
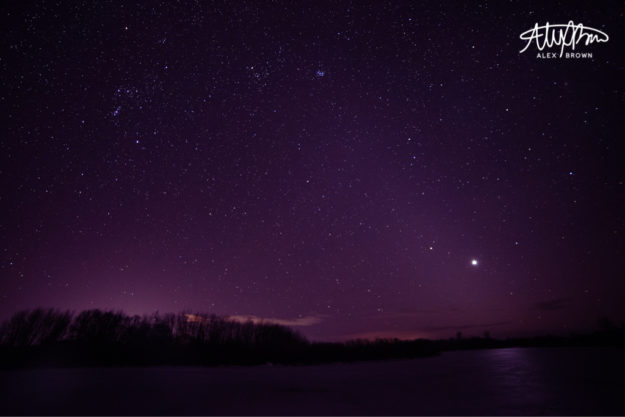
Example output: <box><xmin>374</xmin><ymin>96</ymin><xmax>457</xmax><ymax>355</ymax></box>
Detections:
<box><xmin>2</xmin><ymin>1</ymin><xmax>624</xmax><ymax>341</ymax></box>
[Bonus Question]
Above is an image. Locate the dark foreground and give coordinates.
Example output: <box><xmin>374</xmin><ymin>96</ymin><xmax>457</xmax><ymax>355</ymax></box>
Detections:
<box><xmin>1</xmin><ymin>347</ymin><xmax>623</xmax><ymax>415</ymax></box>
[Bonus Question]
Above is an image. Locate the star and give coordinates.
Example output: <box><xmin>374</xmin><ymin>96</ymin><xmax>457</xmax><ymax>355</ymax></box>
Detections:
<box><xmin>471</xmin><ymin>259</ymin><xmax>479</xmax><ymax>266</ymax></box>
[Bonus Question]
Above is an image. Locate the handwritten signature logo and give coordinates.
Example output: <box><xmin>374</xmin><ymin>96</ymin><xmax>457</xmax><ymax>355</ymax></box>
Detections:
<box><xmin>519</xmin><ymin>21</ymin><xmax>608</xmax><ymax>58</ymax></box>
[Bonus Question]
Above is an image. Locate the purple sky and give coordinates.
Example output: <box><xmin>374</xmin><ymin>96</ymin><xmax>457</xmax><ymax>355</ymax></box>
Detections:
<box><xmin>2</xmin><ymin>1</ymin><xmax>624</xmax><ymax>341</ymax></box>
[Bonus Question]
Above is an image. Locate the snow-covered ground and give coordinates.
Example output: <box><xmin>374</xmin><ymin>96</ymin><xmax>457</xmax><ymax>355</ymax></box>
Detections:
<box><xmin>1</xmin><ymin>347</ymin><xmax>623</xmax><ymax>415</ymax></box>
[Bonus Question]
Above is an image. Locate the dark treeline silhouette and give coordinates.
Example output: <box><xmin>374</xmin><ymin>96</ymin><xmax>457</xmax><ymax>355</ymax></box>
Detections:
<box><xmin>432</xmin><ymin>319</ymin><xmax>625</xmax><ymax>352</ymax></box>
<box><xmin>1</xmin><ymin>309</ymin><xmax>623</xmax><ymax>368</ymax></box>
<box><xmin>0</xmin><ymin>309</ymin><xmax>438</xmax><ymax>368</ymax></box>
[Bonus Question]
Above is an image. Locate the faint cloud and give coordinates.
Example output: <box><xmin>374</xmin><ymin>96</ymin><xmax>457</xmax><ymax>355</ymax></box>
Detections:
<box><xmin>227</xmin><ymin>314</ymin><xmax>324</xmax><ymax>327</ymax></box>
<box><xmin>185</xmin><ymin>313</ymin><xmax>323</xmax><ymax>327</ymax></box>
<box><xmin>535</xmin><ymin>297</ymin><xmax>570</xmax><ymax>312</ymax></box>
<box><xmin>185</xmin><ymin>314</ymin><xmax>208</xmax><ymax>323</ymax></box>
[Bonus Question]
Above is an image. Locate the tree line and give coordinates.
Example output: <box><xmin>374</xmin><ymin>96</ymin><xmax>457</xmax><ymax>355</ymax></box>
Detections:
<box><xmin>1</xmin><ymin>308</ymin><xmax>622</xmax><ymax>368</ymax></box>
<box><xmin>0</xmin><ymin>308</ymin><xmax>437</xmax><ymax>367</ymax></box>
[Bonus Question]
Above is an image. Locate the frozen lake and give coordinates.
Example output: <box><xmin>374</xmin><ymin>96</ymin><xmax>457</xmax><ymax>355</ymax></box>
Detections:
<box><xmin>1</xmin><ymin>347</ymin><xmax>623</xmax><ymax>415</ymax></box>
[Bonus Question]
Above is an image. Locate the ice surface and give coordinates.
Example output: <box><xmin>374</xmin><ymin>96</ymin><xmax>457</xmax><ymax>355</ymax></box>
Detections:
<box><xmin>1</xmin><ymin>347</ymin><xmax>623</xmax><ymax>415</ymax></box>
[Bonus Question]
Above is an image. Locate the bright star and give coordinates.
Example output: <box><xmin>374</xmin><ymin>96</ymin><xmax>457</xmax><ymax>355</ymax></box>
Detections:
<box><xmin>471</xmin><ymin>259</ymin><xmax>478</xmax><ymax>266</ymax></box>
